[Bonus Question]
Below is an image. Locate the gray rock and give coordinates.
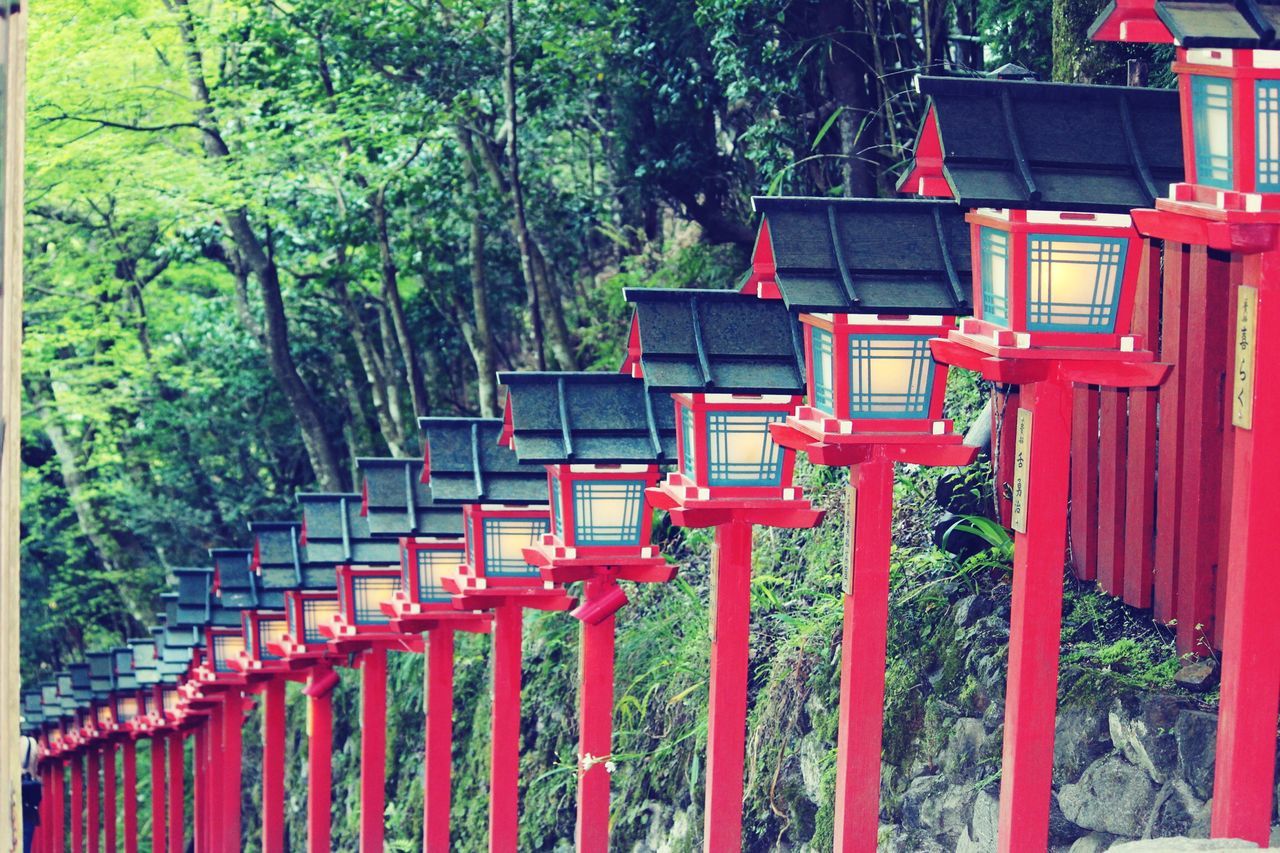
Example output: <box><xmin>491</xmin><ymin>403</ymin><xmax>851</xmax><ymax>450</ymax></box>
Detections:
<box><xmin>983</xmin><ymin>701</ymin><xmax>1005</xmax><ymax>732</ymax></box>
<box><xmin>955</xmin><ymin>790</ymin><xmax>1000</xmax><ymax>853</ymax></box>
<box><xmin>1174</xmin><ymin>660</ymin><xmax>1220</xmax><ymax>693</ymax></box>
<box><xmin>942</xmin><ymin>718</ymin><xmax>988</xmax><ymax>782</ymax></box>
<box><xmin>1057</xmin><ymin>706</ymin><xmax>1113</xmax><ymax>783</ymax></box>
<box><xmin>1175</xmin><ymin>710</ymin><xmax>1218</xmax><ymax>801</ymax></box>
<box><xmin>955</xmin><ymin>594</ymin><xmax>993</xmax><ymax>629</ymax></box>
<box><xmin>1189</xmin><ymin>798</ymin><xmax>1213</xmax><ymax>839</ymax></box>
<box><xmin>1109</xmin><ymin>696</ymin><xmax>1181</xmax><ymax>784</ymax></box>
<box><xmin>1108</xmin><ymin>840</ymin><xmax>1258</xmax><ymax>851</ymax></box>
<box><xmin>1144</xmin><ymin>780</ymin><xmax>1206</xmax><ymax>839</ymax></box>
<box><xmin>1068</xmin><ymin>833</ymin><xmax>1117</xmax><ymax>853</ymax></box>
<box><xmin>797</xmin><ymin>734</ymin><xmax>823</xmax><ymax>802</ymax></box>
<box><xmin>877</xmin><ymin>827</ymin><xmax>950</xmax><ymax>853</ymax></box>
<box><xmin>900</xmin><ymin>773</ymin><xmax>976</xmax><ymax>838</ymax></box>
<box><xmin>1058</xmin><ymin>754</ymin><xmax>1158</xmax><ymax>837</ymax></box>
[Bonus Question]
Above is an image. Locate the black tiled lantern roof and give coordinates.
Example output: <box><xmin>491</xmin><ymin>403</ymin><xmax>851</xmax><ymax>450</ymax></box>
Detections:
<box><xmin>129</xmin><ymin>638</ymin><xmax>159</xmax><ymax>686</ymax></box>
<box><xmin>751</xmin><ymin>197</ymin><xmax>972</xmax><ymax>315</ymax></box>
<box><xmin>910</xmin><ymin>75</ymin><xmax>1183</xmax><ymax>211</ymax></box>
<box><xmin>623</xmin><ymin>288</ymin><xmax>806</xmax><ymax>394</ymax></box>
<box><xmin>68</xmin><ymin>663</ymin><xmax>92</xmax><ymax>703</ymax></box>
<box><xmin>172</xmin><ymin>568</ymin><xmax>214</xmax><ymax>626</ymax></box>
<box><xmin>498</xmin><ymin>372</ymin><xmax>678</xmax><ymax>464</ymax></box>
<box><xmin>298</xmin><ymin>492</ymin><xmax>401</xmax><ymax>569</ymax></box>
<box><xmin>356</xmin><ymin>457</ymin><xmax>465</xmax><ymax>538</ymax></box>
<box><xmin>210</xmin><ymin>548</ymin><xmax>258</xmax><ymax>626</ymax></box>
<box><xmin>248</xmin><ymin>521</ymin><xmax>305</xmax><ymax>591</ymax></box>
<box><xmin>418</xmin><ymin>418</ymin><xmax>550</xmax><ymax>505</ymax></box>
<box><xmin>87</xmin><ymin>651</ymin><xmax>116</xmax><ymax>697</ymax></box>
<box><xmin>1092</xmin><ymin>0</ymin><xmax>1280</xmax><ymax>47</ymax></box>
<box><xmin>23</xmin><ymin>691</ymin><xmax>44</xmax><ymax>729</ymax></box>
<box><xmin>113</xmin><ymin>647</ymin><xmax>136</xmax><ymax>686</ymax></box>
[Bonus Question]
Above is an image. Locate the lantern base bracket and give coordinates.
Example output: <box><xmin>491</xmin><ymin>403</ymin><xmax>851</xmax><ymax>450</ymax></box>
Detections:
<box><xmin>931</xmin><ymin>331</ymin><xmax>1170</xmax><ymax>389</ymax></box>
<box><xmin>523</xmin><ymin>542</ymin><xmax>676</xmax><ymax>585</ymax></box>
<box><xmin>383</xmin><ymin>598</ymin><xmax>493</xmax><ymax>635</ymax></box>
<box><xmin>645</xmin><ymin>476</ymin><xmax>823</xmax><ymax>530</ymax></box>
<box><xmin>442</xmin><ymin>576</ymin><xmax>576</xmax><ymax>612</ymax></box>
<box><xmin>770</xmin><ymin>415</ymin><xmax>978</xmax><ymax>468</ymax></box>
<box><xmin>1132</xmin><ymin>198</ymin><xmax>1280</xmax><ymax>254</ymax></box>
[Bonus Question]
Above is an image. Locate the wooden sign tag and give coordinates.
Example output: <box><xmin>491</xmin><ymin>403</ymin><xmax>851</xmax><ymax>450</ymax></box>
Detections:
<box><xmin>709</xmin><ymin>545</ymin><xmax>719</xmax><ymax>642</ymax></box>
<box><xmin>1011</xmin><ymin>408</ymin><xmax>1032</xmax><ymax>534</ymax></box>
<box><xmin>844</xmin><ymin>484</ymin><xmax>858</xmax><ymax>596</ymax></box>
<box><xmin>1233</xmin><ymin>285</ymin><xmax>1258</xmax><ymax>430</ymax></box>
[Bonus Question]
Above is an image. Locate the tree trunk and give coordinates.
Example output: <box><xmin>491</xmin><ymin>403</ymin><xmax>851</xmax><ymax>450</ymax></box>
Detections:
<box><xmin>455</xmin><ymin>127</ymin><xmax>501</xmax><ymax>417</ymax></box>
<box><xmin>371</xmin><ymin>189</ymin><xmax>431</xmax><ymax>417</ymax></box>
<box><xmin>166</xmin><ymin>0</ymin><xmax>345</xmax><ymax>489</ymax></box>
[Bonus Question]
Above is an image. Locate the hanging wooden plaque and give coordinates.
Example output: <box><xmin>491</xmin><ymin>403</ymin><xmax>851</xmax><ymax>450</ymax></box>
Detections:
<box><xmin>1011</xmin><ymin>408</ymin><xmax>1032</xmax><ymax>534</ymax></box>
<box><xmin>1233</xmin><ymin>285</ymin><xmax>1258</xmax><ymax>430</ymax></box>
<box><xmin>844</xmin><ymin>485</ymin><xmax>857</xmax><ymax>596</ymax></box>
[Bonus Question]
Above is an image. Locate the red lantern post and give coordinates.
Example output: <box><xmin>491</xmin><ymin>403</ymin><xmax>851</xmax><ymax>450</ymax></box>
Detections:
<box><xmin>623</xmin><ymin>288</ymin><xmax>823</xmax><ymax>850</ymax></box>
<box><xmin>498</xmin><ymin>371</ymin><xmax>681</xmax><ymax>851</ymax></box>
<box><xmin>1089</xmin><ymin>2</ymin><xmax>1280</xmax><ymax>840</ymax></box>
<box><xmin>421</xmin><ymin>417</ymin><xmax>575</xmax><ymax>852</ymax></box>
<box><xmin>751</xmin><ymin>196</ymin><xmax>979</xmax><ymax>852</ymax></box>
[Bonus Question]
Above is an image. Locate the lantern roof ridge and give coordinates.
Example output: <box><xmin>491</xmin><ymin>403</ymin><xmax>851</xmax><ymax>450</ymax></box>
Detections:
<box><xmin>297</xmin><ymin>491</ymin><xmax>401</xmax><ymax>570</ymax></box>
<box><xmin>622</xmin><ymin>287</ymin><xmax>807</xmax><ymax>394</ymax></box>
<box><xmin>751</xmin><ymin>196</ymin><xmax>972</xmax><ymax>315</ymax></box>
<box><xmin>248</xmin><ymin>517</ymin><xmax>306</xmax><ymax>590</ymax></box>
<box><xmin>497</xmin><ymin>370</ymin><xmax>677</xmax><ymax>464</ymax></box>
<box><xmin>1090</xmin><ymin>0</ymin><xmax>1280</xmax><ymax>47</ymax></box>
<box><xmin>355</xmin><ymin>455</ymin><xmax>465</xmax><ymax>539</ymax></box>
<box><xmin>904</xmin><ymin>74</ymin><xmax>1183</xmax><ymax>212</ymax></box>
<box><xmin>418</xmin><ymin>416</ymin><xmax>550</xmax><ymax>505</ymax></box>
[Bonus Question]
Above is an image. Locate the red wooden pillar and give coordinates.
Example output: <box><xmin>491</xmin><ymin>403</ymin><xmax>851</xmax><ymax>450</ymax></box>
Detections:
<box><xmin>223</xmin><ymin>692</ymin><xmax>245</xmax><ymax>853</ymax></box>
<box><xmin>262</xmin><ymin>678</ymin><xmax>286</xmax><ymax>853</ymax></box>
<box><xmin>103</xmin><ymin>742</ymin><xmax>117</xmax><ymax>853</ymax></box>
<box><xmin>166</xmin><ymin>732</ymin><xmax>183</xmax><ymax>853</ymax></box>
<box><xmin>55</xmin><ymin>759</ymin><xmax>67</xmax><ymax>853</ymax></box>
<box><xmin>1096</xmin><ymin>386</ymin><xmax>1128</xmax><ymax>595</ymax></box>
<box><xmin>208</xmin><ymin>702</ymin><xmax>223</xmax><ymax>853</ymax></box>
<box><xmin>1123</xmin><ymin>242</ymin><xmax>1160</xmax><ymax>609</ymax></box>
<box><xmin>121</xmin><ymin>740</ymin><xmax>137</xmax><ymax>853</ymax></box>
<box><xmin>1155</xmin><ymin>243</ymin><xmax>1191</xmax><ymax>623</ymax></box>
<box><xmin>1214</xmin><ymin>254</ymin><xmax>1245</xmax><ymax>649</ymax></box>
<box><xmin>576</xmin><ymin>579</ymin><xmax>616</xmax><ymax>853</ymax></box>
<box><xmin>425</xmin><ymin>628</ymin><xmax>455</xmax><ymax>853</ymax></box>
<box><xmin>1069</xmin><ymin>386</ymin><xmax>1100</xmax><ymax>580</ymax></box>
<box><xmin>193</xmin><ymin>724</ymin><xmax>205</xmax><ymax>853</ymax></box>
<box><xmin>995</xmin><ymin>376</ymin><xmax>1072</xmax><ymax>853</ymax></box>
<box><xmin>87</xmin><ymin>746</ymin><xmax>100</xmax><ymax>853</ymax></box>
<box><xmin>1176</xmin><ymin>246</ymin><xmax>1229</xmax><ymax>655</ymax></box>
<box><xmin>833</xmin><ymin>456</ymin><xmax>894</xmax><ymax>853</ymax></box>
<box><xmin>360</xmin><ymin>647</ymin><xmax>389</xmax><ymax>853</ymax></box>
<box><xmin>70</xmin><ymin>754</ymin><xmax>83</xmax><ymax>853</ymax></box>
<box><xmin>306</xmin><ymin>666</ymin><xmax>337</xmax><ymax>853</ymax></box>
<box><xmin>490</xmin><ymin>603</ymin><xmax>523</xmax><ymax>853</ymax></box>
<box><xmin>1211</xmin><ymin>250</ymin><xmax>1280</xmax><ymax>845</ymax></box>
<box><xmin>703</xmin><ymin>521</ymin><xmax>754</xmax><ymax>852</ymax></box>
<box><xmin>149</xmin><ymin>736</ymin><xmax>165</xmax><ymax>853</ymax></box>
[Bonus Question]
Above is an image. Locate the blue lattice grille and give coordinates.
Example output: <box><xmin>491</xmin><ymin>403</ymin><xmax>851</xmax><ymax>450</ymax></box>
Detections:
<box><xmin>1027</xmin><ymin>235</ymin><xmax>1127</xmax><ymax>332</ymax></box>
<box><xmin>302</xmin><ymin>599</ymin><xmax>338</xmax><ymax>643</ymax></box>
<box><xmin>1259</xmin><ymin>81</ymin><xmax>1280</xmax><ymax>191</ymax></box>
<box><xmin>811</xmin><ymin>327</ymin><xmax>835</xmax><ymax>413</ymax></box>
<box><xmin>1192</xmin><ymin>75</ymin><xmax>1233</xmax><ymax>187</ymax></box>
<box><xmin>707</xmin><ymin>412</ymin><xmax>786</xmax><ymax>486</ymax></box>
<box><xmin>482</xmin><ymin>517</ymin><xmax>550</xmax><ymax>577</ymax></box>
<box><xmin>416</xmin><ymin>550</ymin><xmax>458</xmax><ymax>603</ymax></box>
<box><xmin>257</xmin><ymin>619</ymin><xmax>288</xmax><ymax>660</ymax></box>
<box><xmin>680</xmin><ymin>406</ymin><xmax>696</xmax><ymax>475</ymax></box>
<box><xmin>212</xmin><ymin>635</ymin><xmax>244</xmax><ymax>673</ymax></box>
<box><xmin>353</xmin><ymin>577</ymin><xmax>397</xmax><ymax>625</ymax></box>
<box><xmin>572</xmin><ymin>480</ymin><xmax>646</xmax><ymax>545</ymax></box>
<box><xmin>980</xmin><ymin>229</ymin><xmax>1009</xmax><ymax>325</ymax></box>
<box><xmin>847</xmin><ymin>335</ymin><xmax>935</xmax><ymax>419</ymax></box>
<box><xmin>551</xmin><ymin>477</ymin><xmax>564</xmax><ymax>539</ymax></box>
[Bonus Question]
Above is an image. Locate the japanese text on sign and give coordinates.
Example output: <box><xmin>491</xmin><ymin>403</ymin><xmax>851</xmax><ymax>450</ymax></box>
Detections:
<box><xmin>1234</xmin><ymin>285</ymin><xmax>1257</xmax><ymax>430</ymax></box>
<box><xmin>844</xmin><ymin>485</ymin><xmax>857</xmax><ymax>596</ymax></box>
<box><xmin>1011</xmin><ymin>409</ymin><xmax>1032</xmax><ymax>534</ymax></box>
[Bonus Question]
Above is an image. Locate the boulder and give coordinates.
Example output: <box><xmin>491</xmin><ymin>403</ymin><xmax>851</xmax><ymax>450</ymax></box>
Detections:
<box><xmin>1144</xmin><ymin>780</ymin><xmax>1206</xmax><ymax>839</ymax></box>
<box><xmin>955</xmin><ymin>790</ymin><xmax>999</xmax><ymax>853</ymax></box>
<box><xmin>1056</xmin><ymin>706</ymin><xmax>1113</xmax><ymax>783</ymax></box>
<box><xmin>1173</xmin><ymin>660</ymin><xmax>1220</xmax><ymax>693</ymax></box>
<box><xmin>1109</xmin><ymin>696</ymin><xmax>1181</xmax><ymax>784</ymax></box>
<box><xmin>954</xmin><ymin>594</ymin><xmax>993</xmax><ymax>629</ymax></box>
<box><xmin>941</xmin><ymin>717</ymin><xmax>988</xmax><ymax>782</ymax></box>
<box><xmin>1174</xmin><ymin>710</ymin><xmax>1218</xmax><ymax>801</ymax></box>
<box><xmin>900</xmin><ymin>773</ymin><xmax>977</xmax><ymax>838</ymax></box>
<box><xmin>1068</xmin><ymin>833</ymin><xmax>1118</xmax><ymax>853</ymax></box>
<box><xmin>1108</xmin><ymin>840</ymin><xmax>1258</xmax><ymax>852</ymax></box>
<box><xmin>1058</xmin><ymin>754</ymin><xmax>1158</xmax><ymax>837</ymax></box>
